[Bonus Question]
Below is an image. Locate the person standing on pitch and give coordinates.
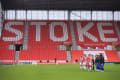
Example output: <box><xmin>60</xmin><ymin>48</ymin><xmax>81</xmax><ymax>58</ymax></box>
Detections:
<box><xmin>92</xmin><ymin>55</ymin><xmax>95</xmax><ymax>71</ymax></box>
<box><xmin>95</xmin><ymin>55</ymin><xmax>99</xmax><ymax>71</ymax></box>
<box><xmin>80</xmin><ymin>56</ymin><xmax>83</xmax><ymax>69</ymax></box>
<box><xmin>87</xmin><ymin>54</ymin><xmax>93</xmax><ymax>71</ymax></box>
<box><xmin>99</xmin><ymin>54</ymin><xmax>104</xmax><ymax>72</ymax></box>
<box><xmin>83</xmin><ymin>54</ymin><xmax>87</xmax><ymax>70</ymax></box>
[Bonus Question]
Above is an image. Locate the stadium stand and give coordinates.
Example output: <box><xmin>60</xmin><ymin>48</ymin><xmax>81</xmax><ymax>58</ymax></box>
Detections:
<box><xmin>73</xmin><ymin>21</ymin><xmax>119</xmax><ymax>48</ymax></box>
<box><xmin>0</xmin><ymin>49</ymin><xmax>15</xmax><ymax>60</ymax></box>
<box><xmin>0</xmin><ymin>20</ymin><xmax>120</xmax><ymax>64</ymax></box>
<box><xmin>105</xmin><ymin>50</ymin><xmax>120</xmax><ymax>62</ymax></box>
<box><xmin>28</xmin><ymin>21</ymin><xmax>72</xmax><ymax>50</ymax></box>
<box><xmin>71</xmin><ymin>50</ymin><xmax>83</xmax><ymax>61</ymax></box>
<box><xmin>19</xmin><ymin>50</ymin><xmax>67</xmax><ymax>60</ymax></box>
<box><xmin>0</xmin><ymin>20</ymin><xmax>25</xmax><ymax>49</ymax></box>
<box><xmin>71</xmin><ymin>50</ymin><xmax>120</xmax><ymax>62</ymax></box>
<box><xmin>0</xmin><ymin>49</ymin><xmax>15</xmax><ymax>64</ymax></box>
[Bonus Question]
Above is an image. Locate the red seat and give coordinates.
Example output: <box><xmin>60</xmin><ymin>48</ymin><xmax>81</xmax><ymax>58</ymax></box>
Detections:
<box><xmin>73</xmin><ymin>21</ymin><xmax>119</xmax><ymax>48</ymax></box>
<box><xmin>19</xmin><ymin>50</ymin><xmax>67</xmax><ymax>60</ymax></box>
<box><xmin>0</xmin><ymin>20</ymin><xmax>120</xmax><ymax>63</ymax></box>
<box><xmin>71</xmin><ymin>50</ymin><xmax>120</xmax><ymax>62</ymax></box>
<box><xmin>0</xmin><ymin>49</ymin><xmax>15</xmax><ymax>60</ymax></box>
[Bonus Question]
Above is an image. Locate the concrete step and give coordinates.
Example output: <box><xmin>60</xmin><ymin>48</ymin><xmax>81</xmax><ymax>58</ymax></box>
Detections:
<box><xmin>117</xmin><ymin>51</ymin><xmax>120</xmax><ymax>58</ymax></box>
<box><xmin>23</xmin><ymin>21</ymin><xmax>29</xmax><ymax>50</ymax></box>
<box><xmin>15</xmin><ymin>51</ymin><xmax>20</xmax><ymax>60</ymax></box>
<box><xmin>66</xmin><ymin>51</ymin><xmax>72</xmax><ymax>61</ymax></box>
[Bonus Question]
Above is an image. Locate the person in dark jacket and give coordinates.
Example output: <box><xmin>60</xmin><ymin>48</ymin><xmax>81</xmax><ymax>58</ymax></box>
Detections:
<box><xmin>99</xmin><ymin>54</ymin><xmax>104</xmax><ymax>72</ymax></box>
<box><xmin>95</xmin><ymin>55</ymin><xmax>99</xmax><ymax>71</ymax></box>
<box><xmin>92</xmin><ymin>55</ymin><xmax>95</xmax><ymax>70</ymax></box>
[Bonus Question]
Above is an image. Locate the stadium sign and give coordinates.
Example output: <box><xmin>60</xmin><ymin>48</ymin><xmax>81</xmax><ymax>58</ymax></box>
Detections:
<box><xmin>1</xmin><ymin>21</ymin><xmax>119</xmax><ymax>44</ymax></box>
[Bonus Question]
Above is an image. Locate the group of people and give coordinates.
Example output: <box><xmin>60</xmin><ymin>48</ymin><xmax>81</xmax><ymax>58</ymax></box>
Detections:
<box><xmin>79</xmin><ymin>54</ymin><xmax>104</xmax><ymax>72</ymax></box>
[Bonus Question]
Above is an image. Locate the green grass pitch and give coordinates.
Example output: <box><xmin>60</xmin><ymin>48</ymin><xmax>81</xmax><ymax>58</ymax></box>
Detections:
<box><xmin>0</xmin><ymin>64</ymin><xmax>120</xmax><ymax>80</ymax></box>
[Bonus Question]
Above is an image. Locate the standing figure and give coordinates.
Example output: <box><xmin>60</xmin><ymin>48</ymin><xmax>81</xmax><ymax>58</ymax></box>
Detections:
<box><xmin>91</xmin><ymin>55</ymin><xmax>95</xmax><ymax>70</ymax></box>
<box><xmin>99</xmin><ymin>54</ymin><xmax>104</xmax><ymax>72</ymax></box>
<box><xmin>95</xmin><ymin>55</ymin><xmax>99</xmax><ymax>71</ymax></box>
<box><xmin>87</xmin><ymin>54</ymin><xmax>93</xmax><ymax>71</ymax></box>
<box><xmin>83</xmin><ymin>54</ymin><xmax>87</xmax><ymax>70</ymax></box>
<box><xmin>80</xmin><ymin>56</ymin><xmax>83</xmax><ymax>69</ymax></box>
